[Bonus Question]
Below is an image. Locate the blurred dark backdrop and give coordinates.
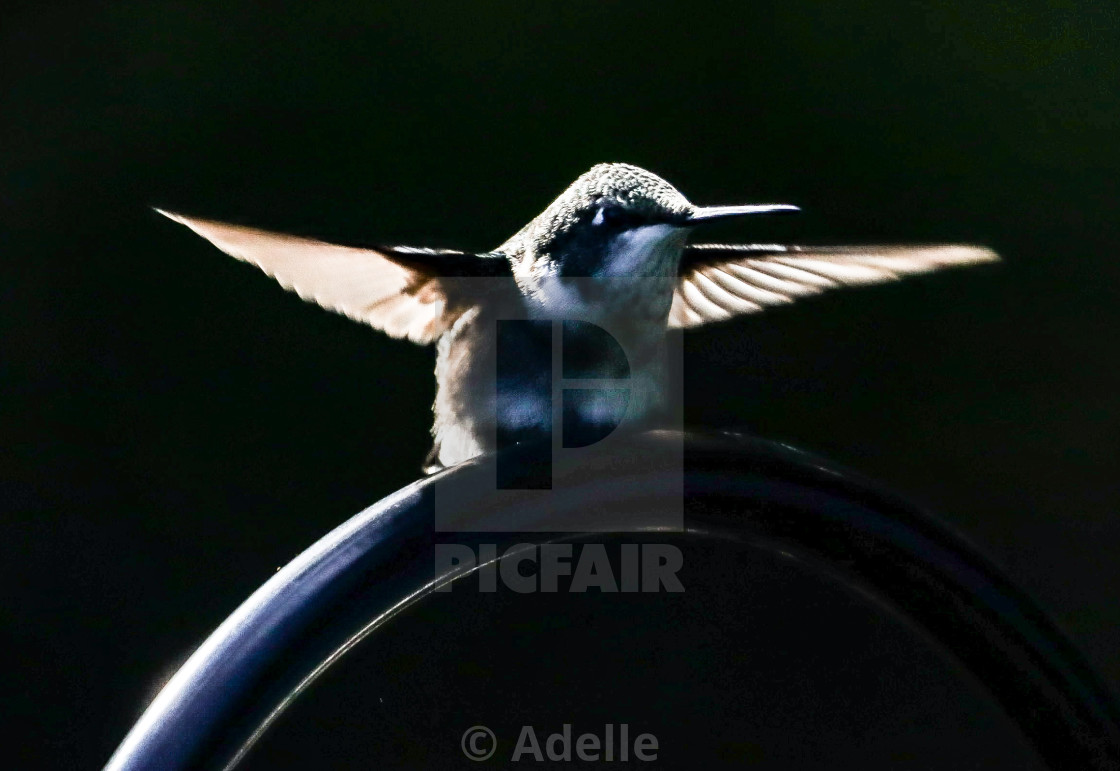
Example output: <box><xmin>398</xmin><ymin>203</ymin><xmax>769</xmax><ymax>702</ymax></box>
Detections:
<box><xmin>2</xmin><ymin>2</ymin><xmax>1118</xmax><ymax>768</ymax></box>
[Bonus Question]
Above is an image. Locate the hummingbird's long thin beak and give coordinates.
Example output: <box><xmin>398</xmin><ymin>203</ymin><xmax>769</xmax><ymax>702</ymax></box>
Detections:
<box><xmin>687</xmin><ymin>203</ymin><xmax>800</xmax><ymax>223</ymax></box>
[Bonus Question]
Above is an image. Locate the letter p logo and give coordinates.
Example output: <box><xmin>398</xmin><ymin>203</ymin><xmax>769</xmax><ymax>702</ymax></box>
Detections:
<box><xmin>433</xmin><ymin>276</ymin><xmax>684</xmax><ymax>533</ymax></box>
<box><xmin>495</xmin><ymin>318</ymin><xmax>635</xmax><ymax>489</ymax></box>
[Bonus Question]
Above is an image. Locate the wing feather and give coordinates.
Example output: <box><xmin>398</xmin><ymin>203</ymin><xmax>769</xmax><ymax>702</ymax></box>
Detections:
<box><xmin>669</xmin><ymin>243</ymin><xmax>998</xmax><ymax>328</ymax></box>
<box><xmin>157</xmin><ymin>210</ymin><xmax>509</xmax><ymax>343</ymax></box>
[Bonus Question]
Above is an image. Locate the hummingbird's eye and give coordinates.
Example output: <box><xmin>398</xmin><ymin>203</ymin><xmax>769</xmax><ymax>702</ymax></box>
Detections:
<box><xmin>591</xmin><ymin>204</ymin><xmax>626</xmax><ymax>228</ymax></box>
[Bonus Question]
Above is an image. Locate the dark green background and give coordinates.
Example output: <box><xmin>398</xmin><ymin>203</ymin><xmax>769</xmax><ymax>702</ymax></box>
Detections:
<box><xmin>3</xmin><ymin>2</ymin><xmax>1118</xmax><ymax>768</ymax></box>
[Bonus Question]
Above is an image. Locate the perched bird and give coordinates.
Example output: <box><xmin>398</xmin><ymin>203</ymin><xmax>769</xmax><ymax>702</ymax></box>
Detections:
<box><xmin>158</xmin><ymin>163</ymin><xmax>997</xmax><ymax>472</ymax></box>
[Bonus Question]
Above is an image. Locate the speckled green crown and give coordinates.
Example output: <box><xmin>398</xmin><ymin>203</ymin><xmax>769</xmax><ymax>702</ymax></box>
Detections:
<box><xmin>499</xmin><ymin>163</ymin><xmax>694</xmax><ymax>257</ymax></box>
<box><xmin>564</xmin><ymin>163</ymin><xmax>692</xmax><ymax>214</ymax></box>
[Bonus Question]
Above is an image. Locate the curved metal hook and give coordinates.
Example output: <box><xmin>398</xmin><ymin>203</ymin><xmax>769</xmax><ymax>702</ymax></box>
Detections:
<box><xmin>104</xmin><ymin>432</ymin><xmax>1120</xmax><ymax>770</ymax></box>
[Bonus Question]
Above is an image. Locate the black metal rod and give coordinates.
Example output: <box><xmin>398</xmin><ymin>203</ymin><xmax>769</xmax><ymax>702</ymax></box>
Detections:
<box><xmin>103</xmin><ymin>432</ymin><xmax>1120</xmax><ymax>770</ymax></box>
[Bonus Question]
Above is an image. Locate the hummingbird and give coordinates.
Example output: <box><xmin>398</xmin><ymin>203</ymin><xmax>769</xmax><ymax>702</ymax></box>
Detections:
<box><xmin>157</xmin><ymin>163</ymin><xmax>997</xmax><ymax>472</ymax></box>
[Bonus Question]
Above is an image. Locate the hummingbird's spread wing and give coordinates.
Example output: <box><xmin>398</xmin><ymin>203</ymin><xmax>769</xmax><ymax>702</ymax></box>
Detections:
<box><xmin>157</xmin><ymin>210</ymin><xmax>510</xmax><ymax>343</ymax></box>
<box><xmin>668</xmin><ymin>243</ymin><xmax>999</xmax><ymax>328</ymax></box>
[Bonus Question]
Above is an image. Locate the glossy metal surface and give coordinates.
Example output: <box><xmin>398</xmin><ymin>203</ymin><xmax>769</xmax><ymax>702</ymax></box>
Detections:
<box><xmin>104</xmin><ymin>432</ymin><xmax>1120</xmax><ymax>770</ymax></box>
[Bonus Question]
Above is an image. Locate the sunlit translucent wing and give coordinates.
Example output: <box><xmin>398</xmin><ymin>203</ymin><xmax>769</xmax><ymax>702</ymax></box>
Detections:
<box><xmin>157</xmin><ymin>210</ymin><xmax>509</xmax><ymax>344</ymax></box>
<box><xmin>669</xmin><ymin>243</ymin><xmax>999</xmax><ymax>328</ymax></box>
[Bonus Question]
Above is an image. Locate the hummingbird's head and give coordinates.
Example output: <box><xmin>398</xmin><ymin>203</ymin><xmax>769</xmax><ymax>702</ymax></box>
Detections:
<box><xmin>503</xmin><ymin>163</ymin><xmax>797</xmax><ymax>280</ymax></box>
